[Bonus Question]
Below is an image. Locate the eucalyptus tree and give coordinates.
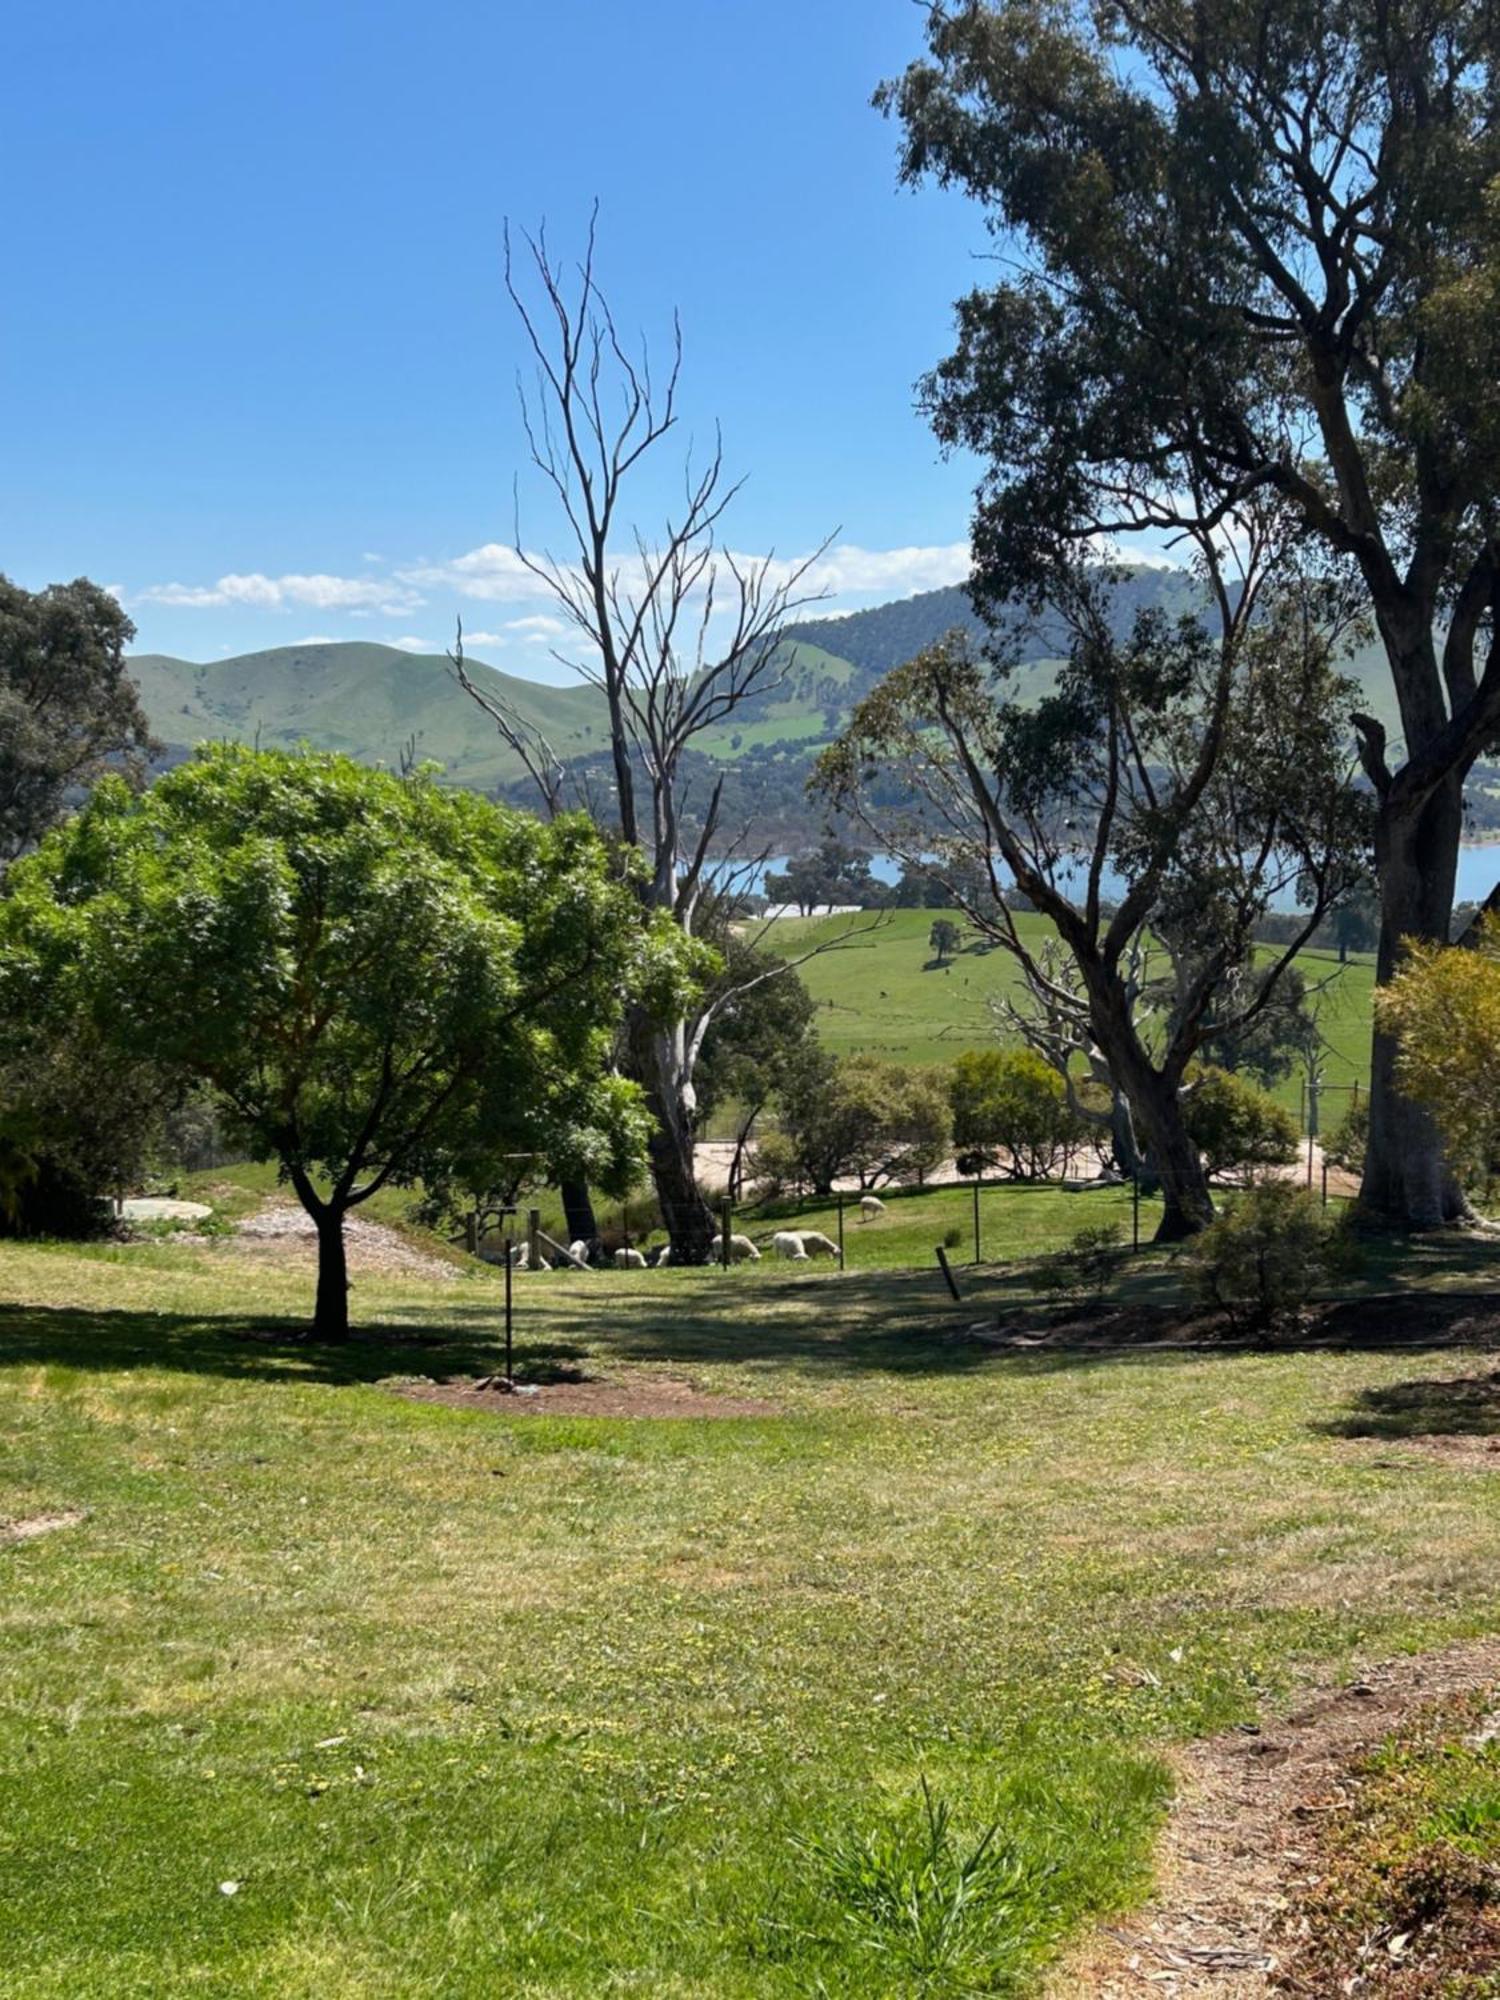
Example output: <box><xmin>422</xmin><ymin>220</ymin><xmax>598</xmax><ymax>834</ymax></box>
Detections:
<box><xmin>0</xmin><ymin>746</ymin><xmax>682</xmax><ymax>1338</ymax></box>
<box><xmin>818</xmin><ymin>549</ymin><xmax>1369</xmax><ymax>1238</ymax></box>
<box><xmin>454</xmin><ymin>217</ymin><xmax>835</xmax><ymax>1260</ymax></box>
<box><xmin>881</xmin><ymin>0</ymin><xmax>1500</xmax><ymax>1225</ymax></box>
<box><xmin>0</xmin><ymin>575</ymin><xmax>154</xmax><ymax>864</ymax></box>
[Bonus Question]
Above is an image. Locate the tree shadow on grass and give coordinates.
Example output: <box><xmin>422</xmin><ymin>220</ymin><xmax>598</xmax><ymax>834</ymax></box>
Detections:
<box><xmin>1319</xmin><ymin>1369</ymin><xmax>1500</xmax><ymax>1441</ymax></box>
<box><xmin>0</xmin><ymin>1299</ymin><xmax>583</xmax><ymax>1390</ymax></box>
<box><xmin>1</xmin><ymin>1246</ymin><xmax>1495</xmax><ymax>1394</ymax></box>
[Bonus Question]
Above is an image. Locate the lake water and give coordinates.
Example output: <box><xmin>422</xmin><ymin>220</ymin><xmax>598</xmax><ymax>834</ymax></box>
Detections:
<box><xmin>742</xmin><ymin>844</ymin><xmax>1500</xmax><ymax>910</ymax></box>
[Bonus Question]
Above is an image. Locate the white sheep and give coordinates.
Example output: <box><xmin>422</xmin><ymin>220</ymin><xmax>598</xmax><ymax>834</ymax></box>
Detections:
<box><xmin>613</xmin><ymin>1247</ymin><xmax>647</xmax><ymax>1270</ymax></box>
<box><xmin>652</xmin><ymin>1244</ymin><xmax>673</xmax><ymax>1267</ymax></box>
<box><xmin>798</xmin><ymin>1231</ymin><xmax>840</xmax><ymax>1260</ymax></box>
<box><xmin>567</xmin><ymin>1238</ymin><xmax>592</xmax><ymax>1267</ymax></box>
<box><xmin>859</xmin><ymin>1196</ymin><xmax>885</xmax><ymax>1222</ymax></box>
<box><xmin>772</xmin><ymin>1231</ymin><xmax>811</xmax><ymax>1262</ymax></box>
<box><xmin>709</xmin><ymin>1232</ymin><xmax>762</xmax><ymax>1263</ymax></box>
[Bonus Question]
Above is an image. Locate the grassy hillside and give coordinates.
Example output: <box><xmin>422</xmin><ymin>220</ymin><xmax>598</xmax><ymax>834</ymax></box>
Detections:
<box><xmin>129</xmin><ymin>643</ymin><xmax>605</xmax><ymax>791</ymax></box>
<box><xmin>767</xmin><ymin>909</ymin><xmax>1376</xmax><ymax>1114</ymax></box>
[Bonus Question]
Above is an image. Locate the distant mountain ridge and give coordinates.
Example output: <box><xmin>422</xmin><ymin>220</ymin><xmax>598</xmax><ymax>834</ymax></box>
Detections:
<box><xmin>128</xmin><ymin>568</ymin><xmax>1418</xmax><ymax>807</ymax></box>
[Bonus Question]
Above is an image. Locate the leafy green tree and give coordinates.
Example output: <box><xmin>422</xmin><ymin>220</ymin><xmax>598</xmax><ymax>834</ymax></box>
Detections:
<box><xmin>1182</xmin><ymin>1068</ymin><xmax>1300</xmax><ymax>1183</ymax></box>
<box><xmin>949</xmin><ymin>1047</ymin><xmax>1079</xmax><ymax>1181</ymax></box>
<box><xmin>0</xmin><ymin>576</ymin><xmax>155</xmax><ymax>864</ymax></box>
<box><xmin>1323</xmin><ymin>1095</ymin><xmax>1370</xmax><ymax>1177</ymax></box>
<box><xmin>928</xmin><ymin>918</ymin><xmax>963</xmax><ymax>966</ymax></box>
<box><xmin>1196</xmin><ymin>966</ymin><xmax>1318</xmax><ymax>1090</ymax></box>
<box><xmin>879</xmin><ymin>1065</ymin><xmax>952</xmax><ymax>1186</ymax></box>
<box><xmin>822</xmin><ymin>587</ymin><xmax>1366</xmax><ymax>1238</ymax></box>
<box><xmin>764</xmin><ymin>838</ymin><xmax>880</xmax><ymax>915</ymax></box>
<box><xmin>1188</xmin><ymin>1184</ymin><xmax>1346</xmax><ymax>1333</ymax></box>
<box><xmin>775</xmin><ymin>1051</ymin><xmax>951</xmax><ymax>1195</ymax></box>
<box><xmin>880</xmin><ymin>0</ymin><xmax>1500</xmax><ymax>1227</ymax></box>
<box><xmin>0</xmin><ymin>746</ymin><xmax>680</xmax><ymax>1338</ymax></box>
<box><xmin>694</xmin><ymin>938</ymin><xmax>818</xmax><ymax>1200</ymax></box>
<box><xmin>0</xmin><ymin>1024</ymin><xmax>181</xmax><ymax>1239</ymax></box>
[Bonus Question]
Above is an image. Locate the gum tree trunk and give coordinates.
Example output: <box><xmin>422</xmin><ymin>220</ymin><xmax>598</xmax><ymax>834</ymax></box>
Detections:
<box><xmin>631</xmin><ymin>1011</ymin><xmax>715</xmax><ymax>1263</ymax></box>
<box><xmin>1126</xmin><ymin>1069</ymin><xmax>1216</xmax><ymax>1243</ymax></box>
<box><xmin>1360</xmin><ymin>772</ymin><xmax>1469</xmax><ymax>1227</ymax></box>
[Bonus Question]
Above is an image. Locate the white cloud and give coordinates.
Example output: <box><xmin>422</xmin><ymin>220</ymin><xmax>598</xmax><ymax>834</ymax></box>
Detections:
<box><xmin>765</xmin><ymin>540</ymin><xmax>972</xmax><ymax>604</ymax></box>
<box><xmin>502</xmin><ymin>613</ymin><xmax>569</xmax><ymax>641</ymax></box>
<box><xmin>135</xmin><ymin>539</ymin><xmax>986</xmax><ymax>648</ymax></box>
<box><xmin>139</xmin><ymin>571</ymin><xmax>423</xmax><ymax>615</ymax></box>
<box><xmin>403</xmin><ymin>539</ymin><xmax>974</xmax><ymax>617</ymax></box>
<box><xmin>398</xmin><ymin>543</ymin><xmax>539</xmax><ymax>604</ymax></box>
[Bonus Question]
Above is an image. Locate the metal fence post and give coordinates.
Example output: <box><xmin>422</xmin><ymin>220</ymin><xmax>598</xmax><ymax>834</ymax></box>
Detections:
<box><xmin>972</xmin><ymin>1174</ymin><xmax>982</xmax><ymax>1266</ymax></box>
<box><xmin>720</xmin><ymin>1197</ymin><xmax>732</xmax><ymax>1268</ymax></box>
<box><xmin>836</xmin><ymin>1192</ymin><xmax>845</xmax><ymax>1269</ymax></box>
<box><xmin>935</xmin><ymin>1245</ymin><xmax>962</xmax><ymax>1301</ymax></box>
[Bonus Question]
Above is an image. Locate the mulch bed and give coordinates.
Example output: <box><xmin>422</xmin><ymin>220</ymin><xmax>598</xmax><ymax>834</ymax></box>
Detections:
<box><xmin>977</xmin><ymin>1293</ymin><xmax>1500</xmax><ymax>1355</ymax></box>
<box><xmin>386</xmin><ymin>1374</ymin><xmax>781</xmax><ymax>1419</ymax></box>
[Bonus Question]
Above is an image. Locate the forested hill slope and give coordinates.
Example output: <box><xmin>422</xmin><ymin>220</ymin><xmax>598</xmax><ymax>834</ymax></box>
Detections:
<box><xmin>780</xmin><ymin>566</ymin><xmax>1200</xmax><ymax>689</ymax></box>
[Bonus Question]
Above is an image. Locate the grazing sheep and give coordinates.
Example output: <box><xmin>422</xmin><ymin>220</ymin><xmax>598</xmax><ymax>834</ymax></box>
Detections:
<box><xmin>709</xmin><ymin>1232</ymin><xmax>762</xmax><ymax>1263</ymax></box>
<box><xmin>567</xmin><ymin>1239</ymin><xmax>592</xmax><ymax>1267</ymax></box>
<box><xmin>652</xmin><ymin>1244</ymin><xmax>673</xmax><ymax>1267</ymax></box>
<box><xmin>798</xmin><ymin>1231</ymin><xmax>840</xmax><ymax>1259</ymax></box>
<box><xmin>772</xmin><ymin>1231</ymin><xmax>811</xmax><ymax>1262</ymax></box>
<box><xmin>859</xmin><ymin>1196</ymin><xmax>885</xmax><ymax>1222</ymax></box>
<box><xmin>613</xmin><ymin>1247</ymin><xmax>647</xmax><ymax>1270</ymax></box>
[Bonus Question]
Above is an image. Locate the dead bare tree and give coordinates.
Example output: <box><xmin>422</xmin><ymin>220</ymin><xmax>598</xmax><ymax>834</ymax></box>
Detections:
<box><xmin>454</xmin><ymin>215</ymin><xmax>840</xmax><ymax>1259</ymax></box>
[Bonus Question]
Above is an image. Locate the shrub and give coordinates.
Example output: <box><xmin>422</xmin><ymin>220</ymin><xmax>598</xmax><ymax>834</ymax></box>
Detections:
<box><xmin>749</xmin><ymin>1129</ymin><xmax>806</xmax><ymax>1202</ymax></box>
<box><xmin>1322</xmin><ymin>1096</ymin><xmax>1369</xmax><ymax>1175</ymax></box>
<box><xmin>948</xmin><ymin>1047</ymin><xmax>1082</xmax><ymax>1180</ymax></box>
<box><xmin>1034</xmin><ymin>1219</ymin><xmax>1124</xmax><ymax>1305</ymax></box>
<box><xmin>942</xmin><ymin>1225</ymin><xmax>964</xmax><ymax>1249</ymax></box>
<box><xmin>1187</xmin><ymin>1183</ymin><xmax>1342</xmax><ymax>1332</ymax></box>
<box><xmin>1183</xmin><ymin>1066</ymin><xmax>1299</xmax><ymax>1180</ymax></box>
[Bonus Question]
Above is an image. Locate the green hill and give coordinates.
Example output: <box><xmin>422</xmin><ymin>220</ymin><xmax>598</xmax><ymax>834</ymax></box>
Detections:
<box><xmin>127</xmin><ymin>575</ymin><xmax>1460</xmax><ymax>809</ymax></box>
<box><xmin>128</xmin><ymin>642</ymin><xmax>606</xmax><ymax>791</ymax></box>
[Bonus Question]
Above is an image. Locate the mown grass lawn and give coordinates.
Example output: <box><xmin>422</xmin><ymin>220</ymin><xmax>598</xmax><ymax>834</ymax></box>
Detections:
<box><xmin>741</xmin><ymin>1176</ymin><xmax>1162</xmax><ymax>1272</ymax></box>
<box><xmin>4</xmin><ymin>1229</ymin><xmax>1500</xmax><ymax>1996</ymax></box>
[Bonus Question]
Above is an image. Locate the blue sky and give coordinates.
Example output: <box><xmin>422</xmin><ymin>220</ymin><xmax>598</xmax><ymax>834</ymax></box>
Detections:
<box><xmin>4</xmin><ymin>1</ymin><xmax>989</xmax><ymax>679</ymax></box>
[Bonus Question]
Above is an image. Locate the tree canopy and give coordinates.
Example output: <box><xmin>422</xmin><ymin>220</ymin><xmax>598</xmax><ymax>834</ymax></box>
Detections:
<box><xmin>879</xmin><ymin>0</ymin><xmax>1500</xmax><ymax>1227</ymax></box>
<box><xmin>0</xmin><ymin>746</ymin><xmax>687</xmax><ymax>1336</ymax></box>
<box><xmin>0</xmin><ymin>575</ymin><xmax>155</xmax><ymax>865</ymax></box>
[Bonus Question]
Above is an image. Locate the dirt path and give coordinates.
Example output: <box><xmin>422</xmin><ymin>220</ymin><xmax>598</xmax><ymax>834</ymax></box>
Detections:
<box><xmin>1049</xmin><ymin>1637</ymin><xmax>1500</xmax><ymax>1996</ymax></box>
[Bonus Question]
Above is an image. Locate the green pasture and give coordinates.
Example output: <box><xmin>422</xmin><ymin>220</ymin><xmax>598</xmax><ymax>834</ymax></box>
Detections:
<box><xmin>765</xmin><ymin>909</ymin><xmax>1376</xmax><ymax>1118</ymax></box>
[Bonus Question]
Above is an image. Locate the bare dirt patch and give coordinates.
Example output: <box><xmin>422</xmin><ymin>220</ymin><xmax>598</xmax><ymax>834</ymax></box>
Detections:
<box><xmin>2</xmin><ymin>1507</ymin><xmax>86</xmax><ymax>1545</ymax></box>
<box><xmin>1049</xmin><ymin>1636</ymin><xmax>1500</xmax><ymax>1996</ymax></box>
<box><xmin>387</xmin><ymin>1373</ymin><xmax>780</xmax><ymax>1419</ymax></box>
<box><xmin>231</xmin><ymin>1204</ymin><xmax>460</xmax><ymax>1282</ymax></box>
